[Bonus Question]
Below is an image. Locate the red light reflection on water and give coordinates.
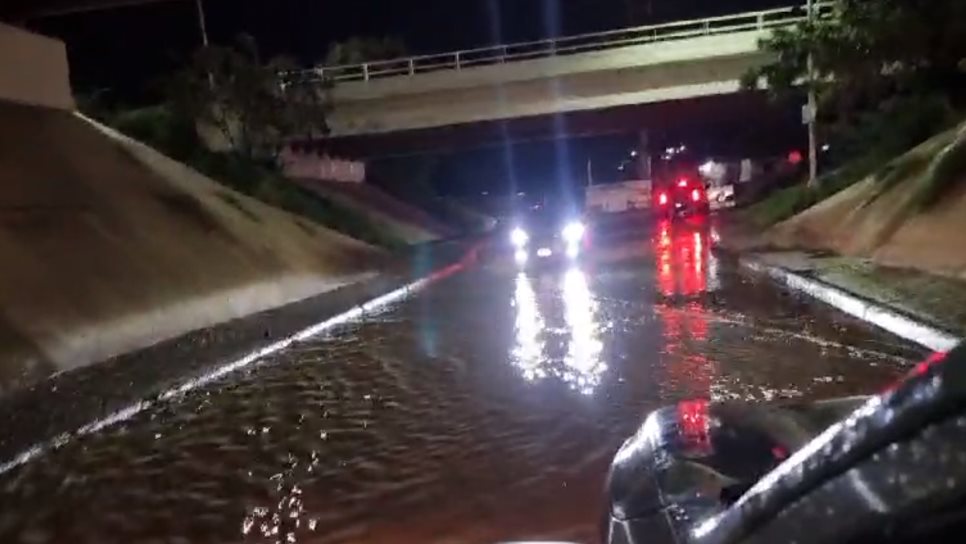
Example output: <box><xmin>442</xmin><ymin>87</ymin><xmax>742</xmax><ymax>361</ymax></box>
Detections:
<box><xmin>655</xmin><ymin>220</ymin><xmax>710</xmax><ymax>297</ymax></box>
<box><xmin>658</xmin><ymin>301</ymin><xmax>713</xmax><ymax>398</ymax></box>
<box><xmin>654</xmin><ymin>219</ymin><xmax>716</xmax><ymax>399</ymax></box>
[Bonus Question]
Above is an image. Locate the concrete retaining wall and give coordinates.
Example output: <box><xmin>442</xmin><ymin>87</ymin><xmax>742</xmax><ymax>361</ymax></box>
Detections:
<box><xmin>0</xmin><ymin>23</ymin><xmax>73</xmax><ymax>110</ymax></box>
<box><xmin>0</xmin><ymin>102</ymin><xmax>384</xmax><ymax>394</ymax></box>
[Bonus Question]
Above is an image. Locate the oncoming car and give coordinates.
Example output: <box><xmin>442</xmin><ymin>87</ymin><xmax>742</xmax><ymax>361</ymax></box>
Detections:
<box><xmin>508</xmin><ymin>207</ymin><xmax>587</xmax><ymax>267</ymax></box>
<box><xmin>655</xmin><ymin>175</ymin><xmax>710</xmax><ymax>219</ymax></box>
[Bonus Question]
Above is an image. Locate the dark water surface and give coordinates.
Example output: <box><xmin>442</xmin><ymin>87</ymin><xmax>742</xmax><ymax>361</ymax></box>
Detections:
<box><xmin>0</xmin><ymin>219</ymin><xmax>922</xmax><ymax>544</ymax></box>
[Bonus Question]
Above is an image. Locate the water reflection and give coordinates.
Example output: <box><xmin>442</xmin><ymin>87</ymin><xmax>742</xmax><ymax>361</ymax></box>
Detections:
<box><xmin>562</xmin><ymin>268</ymin><xmax>606</xmax><ymax>395</ymax></box>
<box><xmin>512</xmin><ymin>272</ymin><xmax>547</xmax><ymax>380</ymax></box>
<box><xmin>659</xmin><ymin>302</ymin><xmax>714</xmax><ymax>398</ymax></box>
<box><xmin>654</xmin><ymin>220</ymin><xmax>720</xmax><ymax>297</ymax></box>
<box><xmin>510</xmin><ymin>269</ymin><xmax>605</xmax><ymax>394</ymax></box>
<box><xmin>654</xmin><ymin>220</ymin><xmax>716</xmax><ymax>398</ymax></box>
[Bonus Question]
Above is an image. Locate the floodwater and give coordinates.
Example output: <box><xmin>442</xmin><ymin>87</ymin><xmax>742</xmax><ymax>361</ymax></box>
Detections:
<box><xmin>0</xmin><ymin>217</ymin><xmax>923</xmax><ymax>544</ymax></box>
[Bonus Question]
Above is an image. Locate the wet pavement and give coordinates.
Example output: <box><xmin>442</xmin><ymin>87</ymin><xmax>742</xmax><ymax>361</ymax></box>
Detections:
<box><xmin>0</xmin><ymin>216</ymin><xmax>925</xmax><ymax>544</ymax></box>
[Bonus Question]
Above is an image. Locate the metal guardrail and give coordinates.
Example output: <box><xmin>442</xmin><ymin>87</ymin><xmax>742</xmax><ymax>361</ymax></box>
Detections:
<box><xmin>306</xmin><ymin>3</ymin><xmax>832</xmax><ymax>84</ymax></box>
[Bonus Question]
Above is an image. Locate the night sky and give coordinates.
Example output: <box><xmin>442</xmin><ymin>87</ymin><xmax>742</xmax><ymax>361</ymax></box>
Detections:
<box><xmin>29</xmin><ymin>0</ymin><xmax>794</xmax><ymax>100</ymax></box>
<box><xmin>27</xmin><ymin>0</ymin><xmax>804</xmax><ymax>198</ymax></box>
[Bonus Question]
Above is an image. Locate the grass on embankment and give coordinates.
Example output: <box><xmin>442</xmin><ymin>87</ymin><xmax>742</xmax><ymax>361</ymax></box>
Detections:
<box><xmin>745</xmin><ymin>154</ymin><xmax>883</xmax><ymax>227</ymax></box>
<box><xmin>109</xmin><ymin>106</ymin><xmax>407</xmax><ymax>250</ymax></box>
<box><xmin>913</xmin><ymin>127</ymin><xmax>966</xmax><ymax>211</ymax></box>
<box><xmin>747</xmin><ymin>122</ymin><xmax>966</xmax><ymax>228</ymax></box>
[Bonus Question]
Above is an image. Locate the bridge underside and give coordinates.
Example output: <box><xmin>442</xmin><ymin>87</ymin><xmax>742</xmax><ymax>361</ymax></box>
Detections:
<box><xmin>302</xmin><ymin>91</ymin><xmax>803</xmax><ymax>160</ymax></box>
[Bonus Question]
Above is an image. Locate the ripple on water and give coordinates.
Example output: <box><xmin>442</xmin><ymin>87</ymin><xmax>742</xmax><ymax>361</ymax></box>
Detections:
<box><xmin>0</xmin><ymin>241</ymin><xmax>919</xmax><ymax>543</ymax></box>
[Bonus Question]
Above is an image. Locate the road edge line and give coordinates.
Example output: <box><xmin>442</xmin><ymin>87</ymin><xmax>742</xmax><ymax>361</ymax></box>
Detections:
<box><xmin>0</xmin><ymin>245</ymin><xmax>480</xmax><ymax>475</ymax></box>
<box><xmin>741</xmin><ymin>257</ymin><xmax>960</xmax><ymax>353</ymax></box>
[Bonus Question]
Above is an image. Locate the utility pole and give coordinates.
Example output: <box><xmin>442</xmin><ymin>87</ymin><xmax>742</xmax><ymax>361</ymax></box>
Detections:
<box><xmin>806</xmin><ymin>0</ymin><xmax>819</xmax><ymax>188</ymax></box>
<box><xmin>195</xmin><ymin>0</ymin><xmax>210</xmax><ymax>47</ymax></box>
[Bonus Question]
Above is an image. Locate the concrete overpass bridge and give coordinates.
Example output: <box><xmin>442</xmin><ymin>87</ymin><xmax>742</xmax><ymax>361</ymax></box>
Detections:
<box><xmin>313</xmin><ymin>92</ymin><xmax>805</xmax><ymax>160</ymax></box>
<box><xmin>307</xmin><ymin>3</ymin><xmax>830</xmax><ymax>138</ymax></box>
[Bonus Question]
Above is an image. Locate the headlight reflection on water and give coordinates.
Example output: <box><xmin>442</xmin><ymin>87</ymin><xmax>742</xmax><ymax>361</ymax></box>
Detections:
<box><xmin>511</xmin><ymin>268</ymin><xmax>605</xmax><ymax>395</ymax></box>
<box><xmin>512</xmin><ymin>273</ymin><xmax>545</xmax><ymax>381</ymax></box>
<box><xmin>561</xmin><ymin>268</ymin><xmax>605</xmax><ymax>394</ymax></box>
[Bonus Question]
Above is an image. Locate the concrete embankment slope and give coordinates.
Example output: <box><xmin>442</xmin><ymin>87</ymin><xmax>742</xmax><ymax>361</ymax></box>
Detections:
<box><xmin>768</xmin><ymin>124</ymin><xmax>966</xmax><ymax>281</ymax></box>
<box><xmin>0</xmin><ymin>101</ymin><xmax>385</xmax><ymax>392</ymax></box>
<box><xmin>293</xmin><ymin>178</ymin><xmax>455</xmax><ymax>244</ymax></box>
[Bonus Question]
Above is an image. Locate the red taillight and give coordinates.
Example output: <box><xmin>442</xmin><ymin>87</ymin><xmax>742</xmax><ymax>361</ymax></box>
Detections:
<box><xmin>658</xmin><ymin>193</ymin><xmax>669</xmax><ymax>206</ymax></box>
<box><xmin>677</xmin><ymin>178</ymin><xmax>689</xmax><ymax>188</ymax></box>
<box><xmin>691</xmin><ymin>189</ymin><xmax>702</xmax><ymax>202</ymax></box>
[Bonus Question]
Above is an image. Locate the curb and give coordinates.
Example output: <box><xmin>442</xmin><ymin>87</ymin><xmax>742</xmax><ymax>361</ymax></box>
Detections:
<box><xmin>0</xmin><ymin>242</ymin><xmax>480</xmax><ymax>474</ymax></box>
<box><xmin>741</xmin><ymin>257</ymin><xmax>960</xmax><ymax>353</ymax></box>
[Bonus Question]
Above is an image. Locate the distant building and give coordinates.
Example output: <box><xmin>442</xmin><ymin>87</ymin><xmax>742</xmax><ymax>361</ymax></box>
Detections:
<box><xmin>586</xmin><ymin>180</ymin><xmax>652</xmax><ymax>214</ymax></box>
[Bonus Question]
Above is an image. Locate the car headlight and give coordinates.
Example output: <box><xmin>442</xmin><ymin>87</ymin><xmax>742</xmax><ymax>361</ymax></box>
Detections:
<box><xmin>562</xmin><ymin>221</ymin><xmax>585</xmax><ymax>243</ymax></box>
<box><xmin>510</xmin><ymin>227</ymin><xmax>529</xmax><ymax>247</ymax></box>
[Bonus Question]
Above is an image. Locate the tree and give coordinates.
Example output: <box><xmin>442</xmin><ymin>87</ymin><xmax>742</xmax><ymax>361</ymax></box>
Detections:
<box><xmin>324</xmin><ymin>36</ymin><xmax>408</xmax><ymax>66</ymax></box>
<box><xmin>167</xmin><ymin>35</ymin><xmax>330</xmax><ymax>162</ymax></box>
<box><xmin>742</xmin><ymin>0</ymin><xmax>966</xmax><ymax>190</ymax></box>
<box><xmin>743</xmin><ymin>0</ymin><xmax>966</xmax><ymax>116</ymax></box>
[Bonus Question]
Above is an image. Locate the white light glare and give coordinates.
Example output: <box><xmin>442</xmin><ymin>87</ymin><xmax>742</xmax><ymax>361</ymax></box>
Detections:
<box><xmin>562</xmin><ymin>221</ymin><xmax>585</xmax><ymax>243</ymax></box>
<box><xmin>510</xmin><ymin>227</ymin><xmax>529</xmax><ymax>247</ymax></box>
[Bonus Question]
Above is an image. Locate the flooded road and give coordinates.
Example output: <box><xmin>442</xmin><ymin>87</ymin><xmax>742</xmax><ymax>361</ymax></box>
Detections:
<box><xmin>0</xmin><ymin>217</ymin><xmax>923</xmax><ymax>544</ymax></box>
